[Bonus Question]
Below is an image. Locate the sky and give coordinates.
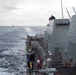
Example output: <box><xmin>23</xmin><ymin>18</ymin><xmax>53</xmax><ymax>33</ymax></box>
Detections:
<box><xmin>0</xmin><ymin>0</ymin><xmax>76</xmax><ymax>26</ymax></box>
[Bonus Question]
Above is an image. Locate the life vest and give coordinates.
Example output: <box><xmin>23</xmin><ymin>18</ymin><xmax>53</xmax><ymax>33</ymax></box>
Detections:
<box><xmin>30</xmin><ymin>62</ymin><xmax>33</xmax><ymax>69</ymax></box>
<box><xmin>37</xmin><ymin>62</ymin><xmax>42</xmax><ymax>68</ymax></box>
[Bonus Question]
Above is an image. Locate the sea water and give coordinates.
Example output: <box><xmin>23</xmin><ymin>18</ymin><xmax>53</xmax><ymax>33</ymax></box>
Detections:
<box><xmin>0</xmin><ymin>26</ymin><xmax>45</xmax><ymax>75</ymax></box>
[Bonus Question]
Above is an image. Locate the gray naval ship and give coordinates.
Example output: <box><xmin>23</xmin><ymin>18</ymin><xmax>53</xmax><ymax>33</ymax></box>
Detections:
<box><xmin>26</xmin><ymin>15</ymin><xmax>76</xmax><ymax>75</ymax></box>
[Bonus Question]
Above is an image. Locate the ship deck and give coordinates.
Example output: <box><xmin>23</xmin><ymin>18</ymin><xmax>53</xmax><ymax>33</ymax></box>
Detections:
<box><xmin>26</xmin><ymin>36</ymin><xmax>76</xmax><ymax>75</ymax></box>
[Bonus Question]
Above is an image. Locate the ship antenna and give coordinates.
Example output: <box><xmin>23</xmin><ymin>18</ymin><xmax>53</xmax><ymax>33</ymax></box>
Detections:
<box><xmin>60</xmin><ymin>0</ymin><xmax>64</xmax><ymax>19</ymax></box>
<box><xmin>72</xmin><ymin>7</ymin><xmax>76</xmax><ymax>15</ymax></box>
<box><xmin>65</xmin><ymin>7</ymin><xmax>71</xmax><ymax>20</ymax></box>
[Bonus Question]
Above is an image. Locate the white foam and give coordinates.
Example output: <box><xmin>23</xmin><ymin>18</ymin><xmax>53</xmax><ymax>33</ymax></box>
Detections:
<box><xmin>0</xmin><ymin>68</ymin><xmax>14</xmax><ymax>75</ymax></box>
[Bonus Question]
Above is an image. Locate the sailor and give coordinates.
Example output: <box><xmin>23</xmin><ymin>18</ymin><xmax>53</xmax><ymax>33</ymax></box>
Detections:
<box><xmin>27</xmin><ymin>56</ymin><xmax>31</xmax><ymax>69</ymax></box>
<box><xmin>30</xmin><ymin>51</ymin><xmax>35</xmax><ymax>62</ymax></box>
<box><xmin>64</xmin><ymin>60</ymin><xmax>70</xmax><ymax>68</ymax></box>
<box><xmin>53</xmin><ymin>47</ymin><xmax>62</xmax><ymax>63</ymax></box>
<box><xmin>46</xmin><ymin>58</ymin><xmax>52</xmax><ymax>68</ymax></box>
<box><xmin>30</xmin><ymin>61</ymin><xmax>33</xmax><ymax>70</ymax></box>
<box><xmin>37</xmin><ymin>60</ymin><xmax>42</xmax><ymax>69</ymax></box>
<box><xmin>45</xmin><ymin>43</ymin><xmax>48</xmax><ymax>49</ymax></box>
<box><xmin>28</xmin><ymin>48</ymin><xmax>32</xmax><ymax>53</ymax></box>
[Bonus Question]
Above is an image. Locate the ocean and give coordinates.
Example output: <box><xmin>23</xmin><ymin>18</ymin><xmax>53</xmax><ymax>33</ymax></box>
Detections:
<box><xmin>0</xmin><ymin>26</ymin><xmax>45</xmax><ymax>75</ymax></box>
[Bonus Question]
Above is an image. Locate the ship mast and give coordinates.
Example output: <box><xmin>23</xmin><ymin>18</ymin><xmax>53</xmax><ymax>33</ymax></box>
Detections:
<box><xmin>60</xmin><ymin>0</ymin><xmax>64</xmax><ymax>19</ymax></box>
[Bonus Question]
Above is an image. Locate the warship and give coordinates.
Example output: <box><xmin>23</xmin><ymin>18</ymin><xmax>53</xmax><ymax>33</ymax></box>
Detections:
<box><xmin>25</xmin><ymin>14</ymin><xmax>76</xmax><ymax>75</ymax></box>
<box><xmin>25</xmin><ymin>1</ymin><xmax>76</xmax><ymax>74</ymax></box>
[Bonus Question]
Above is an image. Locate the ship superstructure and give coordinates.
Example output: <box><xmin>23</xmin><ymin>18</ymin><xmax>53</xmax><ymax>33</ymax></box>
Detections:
<box><xmin>26</xmin><ymin>15</ymin><xmax>76</xmax><ymax>75</ymax></box>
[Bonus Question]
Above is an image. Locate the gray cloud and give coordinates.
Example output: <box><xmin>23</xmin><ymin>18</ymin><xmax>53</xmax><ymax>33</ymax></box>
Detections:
<box><xmin>3</xmin><ymin>6</ymin><xmax>18</xmax><ymax>10</ymax></box>
<box><xmin>0</xmin><ymin>0</ymin><xmax>76</xmax><ymax>26</ymax></box>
